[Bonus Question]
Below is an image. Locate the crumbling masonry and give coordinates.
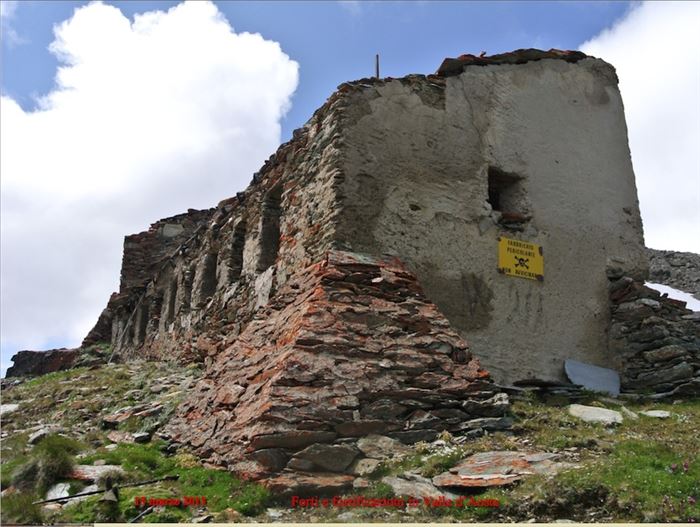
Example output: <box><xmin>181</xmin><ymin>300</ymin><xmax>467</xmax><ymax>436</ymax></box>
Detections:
<box><xmin>9</xmin><ymin>50</ymin><xmax>699</xmax><ymax>486</ymax></box>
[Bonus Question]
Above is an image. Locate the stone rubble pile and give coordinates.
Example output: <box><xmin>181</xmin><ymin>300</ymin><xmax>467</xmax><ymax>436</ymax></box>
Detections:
<box><xmin>608</xmin><ymin>272</ymin><xmax>700</xmax><ymax>397</ymax></box>
<box><xmin>167</xmin><ymin>250</ymin><xmax>509</xmax><ymax>491</ymax></box>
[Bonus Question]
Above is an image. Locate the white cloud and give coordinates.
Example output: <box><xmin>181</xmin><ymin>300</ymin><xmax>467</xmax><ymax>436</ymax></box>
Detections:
<box><xmin>580</xmin><ymin>1</ymin><xmax>700</xmax><ymax>254</ymax></box>
<box><xmin>0</xmin><ymin>1</ymin><xmax>298</xmax><ymax>365</ymax></box>
<box><xmin>0</xmin><ymin>0</ymin><xmax>25</xmax><ymax>47</ymax></box>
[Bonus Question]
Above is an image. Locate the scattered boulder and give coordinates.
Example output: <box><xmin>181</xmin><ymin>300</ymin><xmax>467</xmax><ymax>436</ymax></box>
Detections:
<box><xmin>70</xmin><ymin>464</ymin><xmax>124</xmax><ymax>482</ymax></box>
<box><xmin>433</xmin><ymin>451</ymin><xmax>571</xmax><ymax>489</ymax></box>
<box><xmin>349</xmin><ymin>458</ymin><xmax>382</xmax><ymax>476</ymax></box>
<box><xmin>45</xmin><ymin>482</ymin><xmax>71</xmax><ymax>502</ymax></box>
<box><xmin>639</xmin><ymin>410</ymin><xmax>670</xmax><ymax>419</ymax></box>
<box><xmin>382</xmin><ymin>473</ymin><xmax>452</xmax><ymax>499</ymax></box>
<box><xmin>28</xmin><ymin>429</ymin><xmax>50</xmax><ymax>445</ymax></box>
<box><xmin>0</xmin><ymin>404</ymin><xmax>19</xmax><ymax>417</ymax></box>
<box><xmin>568</xmin><ymin>404</ymin><xmax>623</xmax><ymax>425</ymax></box>
<box><xmin>133</xmin><ymin>432</ymin><xmax>151</xmax><ymax>443</ymax></box>
<box><xmin>106</xmin><ymin>431</ymin><xmax>134</xmax><ymax>444</ymax></box>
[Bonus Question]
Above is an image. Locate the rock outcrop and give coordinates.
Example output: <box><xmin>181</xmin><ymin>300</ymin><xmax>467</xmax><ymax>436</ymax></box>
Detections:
<box><xmin>6</xmin><ymin>349</ymin><xmax>79</xmax><ymax>378</ymax></box>
<box><xmin>167</xmin><ymin>251</ymin><xmax>507</xmax><ymax>484</ymax></box>
<box><xmin>647</xmin><ymin>248</ymin><xmax>700</xmax><ymax>299</ymax></box>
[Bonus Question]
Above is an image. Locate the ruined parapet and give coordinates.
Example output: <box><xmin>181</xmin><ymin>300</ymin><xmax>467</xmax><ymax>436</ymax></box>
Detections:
<box><xmin>167</xmin><ymin>251</ymin><xmax>508</xmax><ymax>486</ymax></box>
<box><xmin>608</xmin><ymin>273</ymin><xmax>700</xmax><ymax>397</ymax></box>
<box><xmin>92</xmin><ymin>87</ymin><xmax>349</xmax><ymax>364</ymax></box>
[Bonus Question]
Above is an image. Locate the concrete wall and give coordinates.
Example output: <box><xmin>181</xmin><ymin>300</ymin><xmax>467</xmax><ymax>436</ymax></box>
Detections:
<box><xmin>337</xmin><ymin>58</ymin><xmax>647</xmax><ymax>384</ymax></box>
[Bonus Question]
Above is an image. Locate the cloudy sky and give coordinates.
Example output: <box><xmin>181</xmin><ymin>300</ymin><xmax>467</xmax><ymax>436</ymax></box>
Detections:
<box><xmin>1</xmin><ymin>1</ymin><xmax>699</xmax><ymax>375</ymax></box>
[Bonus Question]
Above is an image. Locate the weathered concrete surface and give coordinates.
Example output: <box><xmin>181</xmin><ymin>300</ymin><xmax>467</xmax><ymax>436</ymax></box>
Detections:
<box><xmin>336</xmin><ymin>57</ymin><xmax>647</xmax><ymax>385</ymax></box>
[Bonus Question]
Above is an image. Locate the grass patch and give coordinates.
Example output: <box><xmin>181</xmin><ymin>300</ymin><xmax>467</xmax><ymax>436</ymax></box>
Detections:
<box><xmin>59</xmin><ymin>441</ymin><xmax>270</xmax><ymax>522</ymax></box>
<box><xmin>0</xmin><ymin>491</ymin><xmax>45</xmax><ymax>524</ymax></box>
<box><xmin>11</xmin><ymin>434</ymin><xmax>82</xmax><ymax>494</ymax></box>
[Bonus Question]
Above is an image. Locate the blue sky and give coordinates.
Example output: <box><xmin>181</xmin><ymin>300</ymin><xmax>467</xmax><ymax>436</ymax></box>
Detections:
<box><xmin>2</xmin><ymin>1</ymin><xmax>633</xmax><ymax>142</ymax></box>
<box><xmin>1</xmin><ymin>1</ymin><xmax>698</xmax><ymax>376</ymax></box>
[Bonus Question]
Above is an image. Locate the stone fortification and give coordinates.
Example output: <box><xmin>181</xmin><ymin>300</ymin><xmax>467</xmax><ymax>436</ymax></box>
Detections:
<box><xmin>334</xmin><ymin>50</ymin><xmax>646</xmax><ymax>384</ymax></box>
<box><xmin>608</xmin><ymin>272</ymin><xmax>700</xmax><ymax>396</ymax></box>
<box><xmin>167</xmin><ymin>251</ymin><xmax>506</xmax><ymax>485</ymax></box>
<box><xmin>10</xmin><ymin>48</ymin><xmax>687</xmax><ymax>482</ymax></box>
<box><xmin>59</xmin><ymin>49</ymin><xmax>646</xmax><ymax>387</ymax></box>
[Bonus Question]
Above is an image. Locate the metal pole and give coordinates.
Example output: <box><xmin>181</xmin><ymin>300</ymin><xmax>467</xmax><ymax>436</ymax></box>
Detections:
<box><xmin>375</xmin><ymin>54</ymin><xmax>380</xmax><ymax>78</ymax></box>
<box><xmin>129</xmin><ymin>506</ymin><xmax>154</xmax><ymax>523</ymax></box>
<box><xmin>32</xmin><ymin>475</ymin><xmax>179</xmax><ymax>505</ymax></box>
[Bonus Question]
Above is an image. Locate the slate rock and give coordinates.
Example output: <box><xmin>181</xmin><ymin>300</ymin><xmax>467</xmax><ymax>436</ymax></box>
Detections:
<box><xmin>0</xmin><ymin>404</ymin><xmax>19</xmax><ymax>417</ymax></box>
<box><xmin>28</xmin><ymin>429</ymin><xmax>50</xmax><ymax>445</ymax></box>
<box><xmin>265</xmin><ymin>473</ymin><xmax>354</xmax><ymax>497</ymax></box>
<box><xmin>133</xmin><ymin>432</ymin><xmax>151</xmax><ymax>443</ymax></box>
<box><xmin>564</xmin><ymin>359</ymin><xmax>620</xmax><ymax>396</ymax></box>
<box><xmin>70</xmin><ymin>464</ymin><xmax>124</xmax><ymax>482</ymax></box>
<box><xmin>639</xmin><ymin>410</ymin><xmax>670</xmax><ymax>419</ymax></box>
<box><xmin>642</xmin><ymin>345</ymin><xmax>688</xmax><ymax>363</ymax></box>
<box><xmin>349</xmin><ymin>458</ymin><xmax>382</xmax><ymax>476</ymax></box>
<box><xmin>382</xmin><ymin>475</ymin><xmax>449</xmax><ymax>499</ymax></box>
<box><xmin>292</xmin><ymin>443</ymin><xmax>360</xmax><ymax>472</ymax></box>
<box><xmin>568</xmin><ymin>404</ymin><xmax>622</xmax><ymax>425</ymax></box>
<box><xmin>433</xmin><ymin>451</ymin><xmax>570</xmax><ymax>489</ymax></box>
<box><xmin>356</xmin><ymin>434</ymin><xmax>410</xmax><ymax>459</ymax></box>
<box><xmin>636</xmin><ymin>362</ymin><xmax>694</xmax><ymax>386</ymax></box>
<box><xmin>45</xmin><ymin>483</ymin><xmax>71</xmax><ymax>502</ymax></box>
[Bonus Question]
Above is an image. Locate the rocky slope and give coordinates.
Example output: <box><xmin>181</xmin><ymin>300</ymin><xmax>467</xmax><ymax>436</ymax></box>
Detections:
<box><xmin>648</xmin><ymin>248</ymin><xmax>700</xmax><ymax>298</ymax></box>
<box><xmin>1</xmin><ymin>363</ymin><xmax>698</xmax><ymax>523</ymax></box>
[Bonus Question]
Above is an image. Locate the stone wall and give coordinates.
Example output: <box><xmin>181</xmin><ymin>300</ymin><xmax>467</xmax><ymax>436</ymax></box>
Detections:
<box><xmin>167</xmin><ymin>251</ymin><xmax>508</xmax><ymax>484</ymax></box>
<box><xmin>335</xmin><ymin>51</ymin><xmax>647</xmax><ymax>385</ymax></box>
<box><xmin>88</xmin><ymin>90</ymin><xmax>349</xmax><ymax>363</ymax></box>
<box><xmin>608</xmin><ymin>271</ymin><xmax>700</xmax><ymax>396</ymax></box>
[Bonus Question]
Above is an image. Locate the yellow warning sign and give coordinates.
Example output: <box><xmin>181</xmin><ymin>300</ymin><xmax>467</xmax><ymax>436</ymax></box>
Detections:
<box><xmin>498</xmin><ymin>237</ymin><xmax>544</xmax><ymax>281</ymax></box>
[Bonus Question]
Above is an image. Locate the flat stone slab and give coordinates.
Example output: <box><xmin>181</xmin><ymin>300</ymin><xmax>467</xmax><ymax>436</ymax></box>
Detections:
<box><xmin>569</xmin><ymin>404</ymin><xmax>622</xmax><ymax>425</ymax></box>
<box><xmin>0</xmin><ymin>404</ymin><xmax>20</xmax><ymax>417</ymax></box>
<box><xmin>433</xmin><ymin>451</ymin><xmax>570</xmax><ymax>488</ymax></box>
<box><xmin>265</xmin><ymin>473</ymin><xmax>354</xmax><ymax>497</ymax></box>
<box><xmin>568</xmin><ymin>404</ymin><xmax>623</xmax><ymax>425</ymax></box>
<box><xmin>639</xmin><ymin>410</ymin><xmax>670</xmax><ymax>419</ymax></box>
<box><xmin>45</xmin><ymin>483</ymin><xmax>71</xmax><ymax>501</ymax></box>
<box><xmin>565</xmin><ymin>359</ymin><xmax>620</xmax><ymax>396</ymax></box>
<box><xmin>70</xmin><ymin>464</ymin><xmax>124</xmax><ymax>482</ymax></box>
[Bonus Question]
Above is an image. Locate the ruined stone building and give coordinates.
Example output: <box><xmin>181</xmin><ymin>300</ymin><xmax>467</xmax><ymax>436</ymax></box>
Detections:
<box><xmin>9</xmin><ymin>50</ymin><xmax>699</xmax><ymax>484</ymax></box>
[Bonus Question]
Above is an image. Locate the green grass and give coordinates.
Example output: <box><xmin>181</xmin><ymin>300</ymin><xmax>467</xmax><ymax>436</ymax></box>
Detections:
<box><xmin>11</xmin><ymin>434</ymin><xmax>83</xmax><ymax>494</ymax></box>
<box><xmin>58</xmin><ymin>441</ymin><xmax>270</xmax><ymax>523</ymax></box>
